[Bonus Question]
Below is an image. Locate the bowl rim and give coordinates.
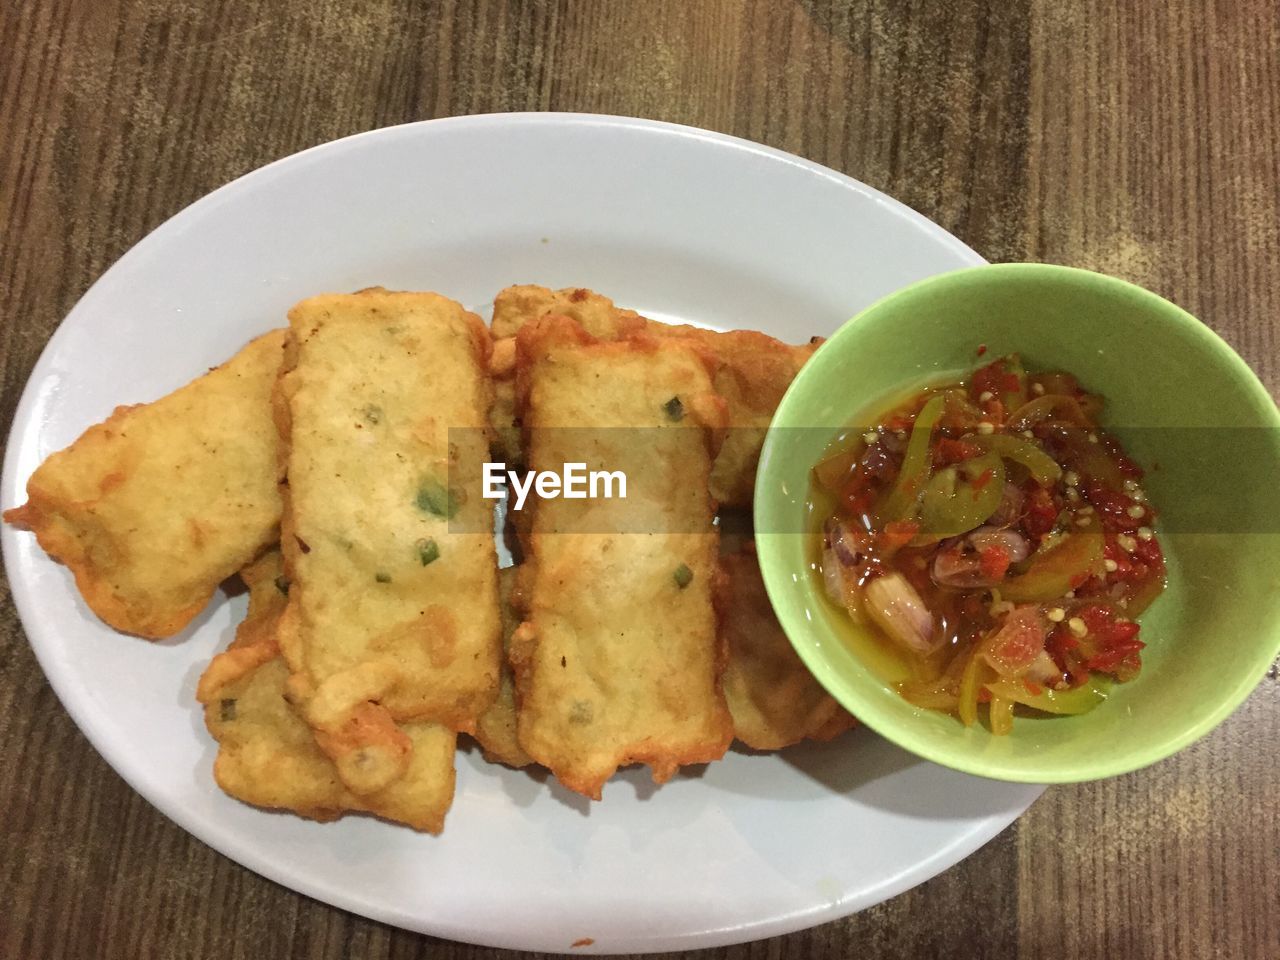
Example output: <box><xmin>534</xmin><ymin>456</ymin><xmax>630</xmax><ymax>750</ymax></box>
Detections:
<box><xmin>755</xmin><ymin>261</ymin><xmax>1280</xmax><ymax>783</ymax></box>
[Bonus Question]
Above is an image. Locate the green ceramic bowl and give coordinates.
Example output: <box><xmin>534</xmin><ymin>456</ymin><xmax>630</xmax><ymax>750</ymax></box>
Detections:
<box><xmin>755</xmin><ymin>263</ymin><xmax>1280</xmax><ymax>782</ymax></box>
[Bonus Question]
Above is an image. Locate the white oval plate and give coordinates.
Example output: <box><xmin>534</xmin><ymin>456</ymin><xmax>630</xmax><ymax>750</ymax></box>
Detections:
<box><xmin>1</xmin><ymin>114</ymin><xmax>1041</xmax><ymax>953</ymax></box>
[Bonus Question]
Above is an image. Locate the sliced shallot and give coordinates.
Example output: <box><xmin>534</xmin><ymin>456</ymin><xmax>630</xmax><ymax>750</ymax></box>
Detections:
<box><xmin>988</xmin><ymin>482</ymin><xmax>1025</xmax><ymax>527</ymax></box>
<box><xmin>932</xmin><ymin>526</ymin><xmax>1031</xmax><ymax>588</ymax></box>
<box><xmin>822</xmin><ymin>546</ymin><xmax>847</xmax><ymax>606</ymax></box>
<box><xmin>862</xmin><ymin>572</ymin><xmax>940</xmax><ymax>656</ymax></box>
<box><xmin>968</xmin><ymin>526</ymin><xmax>1031</xmax><ymax>564</ymax></box>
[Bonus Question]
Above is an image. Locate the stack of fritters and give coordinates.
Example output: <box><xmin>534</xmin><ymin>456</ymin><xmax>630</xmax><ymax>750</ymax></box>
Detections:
<box><xmin>196</xmin><ymin>550</ymin><xmax>456</xmax><ymax>832</ymax></box>
<box><xmin>5</xmin><ymin>283</ymin><xmax>853</xmax><ymax>833</ymax></box>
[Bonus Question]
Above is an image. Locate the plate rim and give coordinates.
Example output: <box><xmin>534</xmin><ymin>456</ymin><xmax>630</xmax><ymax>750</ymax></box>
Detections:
<box><xmin>1</xmin><ymin>112</ymin><xmax>1041</xmax><ymax>953</ymax></box>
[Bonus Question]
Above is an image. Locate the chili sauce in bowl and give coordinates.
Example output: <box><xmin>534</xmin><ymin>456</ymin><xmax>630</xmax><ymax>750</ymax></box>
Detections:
<box><xmin>810</xmin><ymin>355</ymin><xmax>1166</xmax><ymax>734</ymax></box>
<box><xmin>755</xmin><ymin>263</ymin><xmax>1280</xmax><ymax>782</ymax></box>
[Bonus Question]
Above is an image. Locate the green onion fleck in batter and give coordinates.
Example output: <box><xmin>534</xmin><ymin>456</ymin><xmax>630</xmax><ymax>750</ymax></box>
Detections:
<box><xmin>418</xmin><ymin>538</ymin><xmax>440</xmax><ymax>566</ymax></box>
<box><xmin>673</xmin><ymin>563</ymin><xmax>693</xmax><ymax>588</ymax></box>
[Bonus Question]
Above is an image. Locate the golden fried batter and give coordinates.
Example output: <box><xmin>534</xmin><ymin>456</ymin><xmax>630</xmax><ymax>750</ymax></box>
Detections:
<box><xmin>4</xmin><ymin>331</ymin><xmax>286</xmax><ymax>638</ymax></box>
<box><xmin>275</xmin><ymin>289</ymin><xmax>500</xmax><ymax>794</ymax></box>
<box><xmin>719</xmin><ymin>545</ymin><xmax>856</xmax><ymax>750</ymax></box>
<box><xmin>471</xmin><ymin>566</ymin><xmax>533</xmax><ymax>768</ymax></box>
<box><xmin>509</xmin><ymin>315</ymin><xmax>733</xmax><ymax>799</ymax></box>
<box><xmin>198</xmin><ymin>551</ymin><xmax>456</xmax><ymax>833</ymax></box>
<box><xmin>489</xmin><ymin>285</ymin><xmax>819</xmax><ymax>506</ymax></box>
<box><xmin>667</xmin><ymin>326</ymin><xmax>819</xmax><ymax>507</ymax></box>
<box><xmin>491</xmin><ymin>284</ymin><xmax>645</xmax><ymax>340</ymax></box>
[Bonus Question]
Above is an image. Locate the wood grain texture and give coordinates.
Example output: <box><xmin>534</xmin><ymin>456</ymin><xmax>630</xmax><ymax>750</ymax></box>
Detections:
<box><xmin>1</xmin><ymin>1</ymin><xmax>1276</xmax><ymax>958</ymax></box>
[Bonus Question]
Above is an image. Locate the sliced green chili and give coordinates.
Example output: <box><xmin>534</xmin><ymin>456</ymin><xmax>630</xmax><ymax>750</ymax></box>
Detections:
<box><xmin>1000</xmin><ymin>529</ymin><xmax>1105</xmax><ymax>602</ymax></box>
<box><xmin>918</xmin><ymin>451</ymin><xmax>1006</xmax><ymax>538</ymax></box>
<box><xmin>875</xmin><ymin>393</ymin><xmax>946</xmax><ymax>523</ymax></box>
<box><xmin>1007</xmin><ymin>394</ymin><xmax>1090</xmax><ymax>431</ymax></box>
<box><xmin>984</xmin><ymin>676</ymin><xmax>1110</xmax><ymax>715</ymax></box>
<box><xmin>973</xmin><ymin>433</ymin><xmax>1062</xmax><ymax>487</ymax></box>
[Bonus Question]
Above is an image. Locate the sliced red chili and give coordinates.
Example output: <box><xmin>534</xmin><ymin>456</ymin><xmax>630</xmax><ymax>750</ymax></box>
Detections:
<box><xmin>978</xmin><ymin>544</ymin><xmax>1012</xmax><ymax>580</ymax></box>
<box><xmin>1023</xmin><ymin>486</ymin><xmax>1059</xmax><ymax>539</ymax></box>
<box><xmin>879</xmin><ymin>519</ymin><xmax>921</xmax><ymax>553</ymax></box>
<box><xmin>1086</xmin><ymin>640</ymin><xmax>1145</xmax><ymax>672</ymax></box>
<box><xmin>1083</xmin><ymin>481</ymin><xmax>1144</xmax><ymax>531</ymax></box>
<box><xmin>970</xmin><ymin>360</ymin><xmax>1020</xmax><ymax>402</ymax></box>
<box><xmin>1132</xmin><ymin>535</ymin><xmax>1166</xmax><ymax>575</ymax></box>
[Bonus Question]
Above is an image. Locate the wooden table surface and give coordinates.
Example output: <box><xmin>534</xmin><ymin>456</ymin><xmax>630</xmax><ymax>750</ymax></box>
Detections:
<box><xmin>2</xmin><ymin>1</ymin><xmax>1277</xmax><ymax>958</ymax></box>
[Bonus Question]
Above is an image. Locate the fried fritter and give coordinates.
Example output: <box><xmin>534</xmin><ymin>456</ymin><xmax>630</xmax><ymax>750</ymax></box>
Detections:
<box><xmin>198</xmin><ymin>550</ymin><xmax>456</xmax><ymax>833</ymax></box>
<box><xmin>489</xmin><ymin>285</ymin><xmax>820</xmax><ymax>506</ymax></box>
<box><xmin>488</xmin><ymin>287</ymin><xmax>645</xmax><ymax>467</ymax></box>
<box><xmin>667</xmin><ymin>326</ymin><xmax>819</xmax><ymax>507</ymax></box>
<box><xmin>509</xmin><ymin>315</ymin><xmax>733</xmax><ymax>799</ymax></box>
<box><xmin>719</xmin><ymin>545</ymin><xmax>856</xmax><ymax>750</ymax></box>
<box><xmin>275</xmin><ymin>289</ymin><xmax>501</xmax><ymax>794</ymax></box>
<box><xmin>4</xmin><ymin>330</ymin><xmax>286</xmax><ymax>638</ymax></box>
<box><xmin>471</xmin><ymin>566</ymin><xmax>533</xmax><ymax>768</ymax></box>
